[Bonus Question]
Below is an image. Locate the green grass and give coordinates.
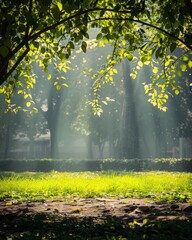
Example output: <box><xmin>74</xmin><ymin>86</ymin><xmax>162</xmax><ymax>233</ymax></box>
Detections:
<box><xmin>0</xmin><ymin>171</ymin><xmax>192</xmax><ymax>202</ymax></box>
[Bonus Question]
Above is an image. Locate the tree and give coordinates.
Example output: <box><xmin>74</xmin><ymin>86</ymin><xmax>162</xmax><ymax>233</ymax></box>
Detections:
<box><xmin>0</xmin><ymin>0</ymin><xmax>192</xmax><ymax>112</ymax></box>
<box><xmin>0</xmin><ymin>90</ymin><xmax>48</xmax><ymax>159</ymax></box>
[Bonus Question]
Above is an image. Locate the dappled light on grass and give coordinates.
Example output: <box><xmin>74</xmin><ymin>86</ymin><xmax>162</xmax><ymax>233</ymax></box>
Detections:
<box><xmin>0</xmin><ymin>171</ymin><xmax>191</xmax><ymax>202</ymax></box>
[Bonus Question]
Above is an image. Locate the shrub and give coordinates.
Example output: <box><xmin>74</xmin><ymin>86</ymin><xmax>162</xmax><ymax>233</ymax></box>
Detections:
<box><xmin>0</xmin><ymin>158</ymin><xmax>192</xmax><ymax>172</ymax></box>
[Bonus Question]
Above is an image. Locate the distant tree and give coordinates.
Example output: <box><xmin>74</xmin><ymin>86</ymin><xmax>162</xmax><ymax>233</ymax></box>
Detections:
<box><xmin>69</xmin><ymin>42</ymin><xmax>123</xmax><ymax>158</ymax></box>
<box><xmin>0</xmin><ymin>0</ymin><xmax>192</xmax><ymax>112</ymax></box>
<box><xmin>0</xmin><ymin>92</ymin><xmax>48</xmax><ymax>159</ymax></box>
<box><xmin>29</xmin><ymin>66</ymin><xmax>70</xmax><ymax>158</ymax></box>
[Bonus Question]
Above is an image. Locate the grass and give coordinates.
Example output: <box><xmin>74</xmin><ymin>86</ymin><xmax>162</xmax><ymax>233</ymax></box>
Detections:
<box><xmin>1</xmin><ymin>171</ymin><xmax>192</xmax><ymax>239</ymax></box>
<box><xmin>0</xmin><ymin>171</ymin><xmax>192</xmax><ymax>202</ymax></box>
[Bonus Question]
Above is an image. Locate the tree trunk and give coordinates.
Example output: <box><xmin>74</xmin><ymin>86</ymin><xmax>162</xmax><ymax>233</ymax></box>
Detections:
<box><xmin>120</xmin><ymin>59</ymin><xmax>140</xmax><ymax>159</ymax></box>
<box><xmin>50</xmin><ymin>126</ymin><xmax>59</xmax><ymax>158</ymax></box>
<box><xmin>4</xmin><ymin>111</ymin><xmax>11</xmax><ymax>159</ymax></box>
<box><xmin>87</xmin><ymin>135</ymin><xmax>93</xmax><ymax>159</ymax></box>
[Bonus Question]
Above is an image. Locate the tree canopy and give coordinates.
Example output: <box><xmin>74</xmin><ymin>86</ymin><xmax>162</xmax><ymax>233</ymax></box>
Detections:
<box><xmin>0</xmin><ymin>0</ymin><xmax>192</xmax><ymax>111</ymax></box>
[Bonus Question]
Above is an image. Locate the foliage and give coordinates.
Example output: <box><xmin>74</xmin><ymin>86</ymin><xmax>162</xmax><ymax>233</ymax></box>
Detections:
<box><xmin>1</xmin><ymin>158</ymin><xmax>192</xmax><ymax>172</ymax></box>
<box><xmin>0</xmin><ymin>0</ymin><xmax>192</xmax><ymax>112</ymax></box>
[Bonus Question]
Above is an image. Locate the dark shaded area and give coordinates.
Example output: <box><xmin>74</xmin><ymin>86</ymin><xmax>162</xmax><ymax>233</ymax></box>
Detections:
<box><xmin>0</xmin><ymin>158</ymin><xmax>192</xmax><ymax>172</ymax></box>
<box><xmin>0</xmin><ymin>213</ymin><xmax>192</xmax><ymax>240</ymax></box>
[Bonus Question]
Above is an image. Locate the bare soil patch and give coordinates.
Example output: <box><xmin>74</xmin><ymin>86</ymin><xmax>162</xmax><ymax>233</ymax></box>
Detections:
<box><xmin>1</xmin><ymin>198</ymin><xmax>192</xmax><ymax>220</ymax></box>
<box><xmin>0</xmin><ymin>198</ymin><xmax>192</xmax><ymax>239</ymax></box>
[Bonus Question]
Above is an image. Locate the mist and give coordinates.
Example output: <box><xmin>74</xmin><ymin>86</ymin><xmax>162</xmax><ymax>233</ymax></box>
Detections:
<box><xmin>0</xmin><ymin>41</ymin><xmax>192</xmax><ymax>161</ymax></box>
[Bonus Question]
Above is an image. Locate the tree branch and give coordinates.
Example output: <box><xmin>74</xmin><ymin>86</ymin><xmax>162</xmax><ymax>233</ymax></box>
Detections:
<box><xmin>0</xmin><ymin>7</ymin><xmax>131</xmax><ymax>84</ymax></box>
<box><xmin>4</xmin><ymin>48</ymin><xmax>29</xmax><ymax>82</ymax></box>
<box><xmin>1</xmin><ymin>6</ymin><xmax>191</xmax><ymax>85</ymax></box>
<box><xmin>88</xmin><ymin>16</ymin><xmax>192</xmax><ymax>51</ymax></box>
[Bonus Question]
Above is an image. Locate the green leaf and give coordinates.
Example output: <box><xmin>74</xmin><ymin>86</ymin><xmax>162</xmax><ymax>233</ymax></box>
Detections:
<box><xmin>18</xmin><ymin>24</ymin><xmax>26</xmax><ymax>32</ymax></box>
<box><xmin>102</xmin><ymin>100</ymin><xmax>108</xmax><ymax>105</ymax></box>
<box><xmin>126</xmin><ymin>53</ymin><xmax>133</xmax><ymax>61</ymax></box>
<box><xmin>57</xmin><ymin>2</ymin><xmax>63</xmax><ymax>11</ymax></box>
<box><xmin>0</xmin><ymin>46</ymin><xmax>9</xmax><ymax>57</ymax></box>
<box><xmin>29</xmin><ymin>42</ymin><xmax>39</xmax><ymax>50</ymax></box>
<box><xmin>47</xmin><ymin>74</ymin><xmax>52</xmax><ymax>80</ymax></box>
<box><xmin>177</xmin><ymin>71</ymin><xmax>182</xmax><ymax>77</ymax></box>
<box><xmin>0</xmin><ymin>87</ymin><xmax>5</xmax><ymax>94</ymax></box>
<box><xmin>103</xmin><ymin>36</ymin><xmax>109</xmax><ymax>43</ymax></box>
<box><xmin>182</xmin><ymin>56</ymin><xmax>188</xmax><ymax>62</ymax></box>
<box><xmin>155</xmin><ymin>47</ymin><xmax>162</xmax><ymax>58</ymax></box>
<box><xmin>51</xmin><ymin>5</ymin><xmax>60</xmax><ymax>21</ymax></box>
<box><xmin>185</xmin><ymin>34</ymin><xmax>192</xmax><ymax>45</ymax></box>
<box><xmin>81</xmin><ymin>41</ymin><xmax>87</xmax><ymax>53</ymax></box>
<box><xmin>141</xmin><ymin>55</ymin><xmax>151</xmax><ymax>63</ymax></box>
<box><xmin>153</xmin><ymin>67</ymin><xmax>159</xmax><ymax>74</ymax></box>
<box><xmin>170</xmin><ymin>42</ymin><xmax>177</xmax><ymax>52</ymax></box>
<box><xmin>99</xmin><ymin>41</ymin><xmax>105</xmax><ymax>48</ymax></box>
<box><xmin>101</xmin><ymin>27</ymin><xmax>108</xmax><ymax>34</ymax></box>
<box><xmin>130</xmin><ymin>73</ymin><xmax>137</xmax><ymax>79</ymax></box>
<box><xmin>96</xmin><ymin>33</ymin><xmax>102</xmax><ymax>40</ymax></box>
<box><xmin>180</xmin><ymin>64</ymin><xmax>187</xmax><ymax>71</ymax></box>
<box><xmin>26</xmin><ymin>101</ymin><xmax>31</xmax><ymax>107</ymax></box>
<box><xmin>188</xmin><ymin>60</ymin><xmax>192</xmax><ymax>68</ymax></box>
<box><xmin>17</xmin><ymin>90</ymin><xmax>23</xmax><ymax>94</ymax></box>
<box><xmin>41</xmin><ymin>47</ymin><xmax>46</xmax><ymax>54</ymax></box>
<box><xmin>113</xmin><ymin>68</ymin><xmax>118</xmax><ymax>74</ymax></box>
<box><xmin>68</xmin><ymin>41</ymin><xmax>75</xmax><ymax>49</ymax></box>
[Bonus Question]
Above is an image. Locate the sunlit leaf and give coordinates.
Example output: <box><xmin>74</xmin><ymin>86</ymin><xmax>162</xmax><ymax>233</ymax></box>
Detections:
<box><xmin>56</xmin><ymin>85</ymin><xmax>61</xmax><ymax>90</ymax></box>
<box><xmin>188</xmin><ymin>60</ymin><xmax>192</xmax><ymax>68</ymax></box>
<box><xmin>162</xmin><ymin>106</ymin><xmax>168</xmax><ymax>112</ymax></box>
<box><xmin>141</xmin><ymin>55</ymin><xmax>151</xmax><ymax>63</ymax></box>
<box><xmin>126</xmin><ymin>53</ymin><xmax>133</xmax><ymax>61</ymax></box>
<box><xmin>180</xmin><ymin>64</ymin><xmax>187</xmax><ymax>71</ymax></box>
<box><xmin>57</xmin><ymin>2</ymin><xmax>63</xmax><ymax>11</ymax></box>
<box><xmin>102</xmin><ymin>100</ymin><xmax>108</xmax><ymax>105</ymax></box>
<box><xmin>26</xmin><ymin>101</ymin><xmax>31</xmax><ymax>107</ymax></box>
<box><xmin>99</xmin><ymin>41</ymin><xmax>105</xmax><ymax>48</ymax></box>
<box><xmin>130</xmin><ymin>73</ymin><xmax>137</xmax><ymax>79</ymax></box>
<box><xmin>17</xmin><ymin>90</ymin><xmax>23</xmax><ymax>94</ymax></box>
<box><xmin>113</xmin><ymin>68</ymin><xmax>118</xmax><ymax>74</ymax></box>
<box><xmin>47</xmin><ymin>74</ymin><xmax>52</xmax><ymax>80</ymax></box>
<box><xmin>153</xmin><ymin>67</ymin><xmax>159</xmax><ymax>74</ymax></box>
<box><xmin>0</xmin><ymin>87</ymin><xmax>5</xmax><ymax>94</ymax></box>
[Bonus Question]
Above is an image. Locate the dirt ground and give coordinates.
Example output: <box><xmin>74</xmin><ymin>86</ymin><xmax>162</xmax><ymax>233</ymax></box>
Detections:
<box><xmin>1</xmin><ymin>198</ymin><xmax>192</xmax><ymax>239</ymax></box>
<box><xmin>0</xmin><ymin>198</ymin><xmax>192</xmax><ymax>220</ymax></box>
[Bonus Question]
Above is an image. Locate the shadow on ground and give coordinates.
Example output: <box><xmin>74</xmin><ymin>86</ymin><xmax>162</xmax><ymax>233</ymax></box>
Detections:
<box><xmin>0</xmin><ymin>213</ymin><xmax>192</xmax><ymax>240</ymax></box>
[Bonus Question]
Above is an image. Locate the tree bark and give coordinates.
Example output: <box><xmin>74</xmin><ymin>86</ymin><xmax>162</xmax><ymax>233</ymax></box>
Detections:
<box><xmin>120</xmin><ymin>59</ymin><xmax>140</xmax><ymax>159</ymax></box>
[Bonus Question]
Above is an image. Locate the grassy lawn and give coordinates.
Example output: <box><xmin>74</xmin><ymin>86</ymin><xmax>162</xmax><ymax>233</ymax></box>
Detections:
<box><xmin>1</xmin><ymin>171</ymin><xmax>192</xmax><ymax>239</ymax></box>
<box><xmin>0</xmin><ymin>171</ymin><xmax>191</xmax><ymax>202</ymax></box>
